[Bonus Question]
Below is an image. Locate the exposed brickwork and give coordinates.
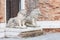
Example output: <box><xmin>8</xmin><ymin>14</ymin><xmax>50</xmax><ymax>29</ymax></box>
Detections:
<box><xmin>25</xmin><ymin>0</ymin><xmax>60</xmax><ymax>21</ymax></box>
<box><xmin>25</xmin><ymin>0</ymin><xmax>39</xmax><ymax>14</ymax></box>
<box><xmin>43</xmin><ymin>28</ymin><xmax>60</xmax><ymax>32</ymax></box>
<box><xmin>0</xmin><ymin>0</ymin><xmax>5</xmax><ymax>22</ymax></box>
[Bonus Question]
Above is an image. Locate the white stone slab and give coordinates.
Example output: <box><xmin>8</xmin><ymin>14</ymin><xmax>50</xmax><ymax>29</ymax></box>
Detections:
<box><xmin>36</xmin><ymin>21</ymin><xmax>60</xmax><ymax>28</ymax></box>
<box><xmin>6</xmin><ymin>27</ymin><xmax>42</xmax><ymax>32</ymax></box>
<box><xmin>0</xmin><ymin>23</ymin><xmax>6</xmax><ymax>28</ymax></box>
<box><xmin>0</xmin><ymin>32</ymin><xmax>5</xmax><ymax>38</ymax></box>
<box><xmin>6</xmin><ymin>27</ymin><xmax>42</xmax><ymax>37</ymax></box>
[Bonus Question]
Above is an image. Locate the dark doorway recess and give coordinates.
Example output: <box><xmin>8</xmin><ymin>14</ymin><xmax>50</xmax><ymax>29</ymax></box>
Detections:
<box><xmin>6</xmin><ymin>0</ymin><xmax>21</xmax><ymax>22</ymax></box>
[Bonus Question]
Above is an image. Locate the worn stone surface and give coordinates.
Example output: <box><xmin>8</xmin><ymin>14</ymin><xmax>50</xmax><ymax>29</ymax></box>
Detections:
<box><xmin>18</xmin><ymin>30</ymin><xmax>43</xmax><ymax>38</ymax></box>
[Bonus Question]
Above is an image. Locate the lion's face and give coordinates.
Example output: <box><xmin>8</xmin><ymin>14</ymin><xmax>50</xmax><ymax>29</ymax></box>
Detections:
<box><xmin>17</xmin><ymin>9</ymin><xmax>27</xmax><ymax>20</ymax></box>
<box><xmin>17</xmin><ymin>13</ymin><xmax>25</xmax><ymax>20</ymax></box>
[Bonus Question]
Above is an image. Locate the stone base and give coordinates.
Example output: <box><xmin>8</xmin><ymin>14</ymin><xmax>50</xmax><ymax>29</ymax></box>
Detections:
<box><xmin>18</xmin><ymin>30</ymin><xmax>43</xmax><ymax>38</ymax></box>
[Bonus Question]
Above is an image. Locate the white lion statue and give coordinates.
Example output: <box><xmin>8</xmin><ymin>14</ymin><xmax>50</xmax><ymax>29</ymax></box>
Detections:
<box><xmin>7</xmin><ymin>9</ymin><xmax>27</xmax><ymax>28</ymax></box>
<box><xmin>25</xmin><ymin>8</ymin><xmax>41</xmax><ymax>27</ymax></box>
<box><xmin>7</xmin><ymin>8</ymin><xmax>41</xmax><ymax>28</ymax></box>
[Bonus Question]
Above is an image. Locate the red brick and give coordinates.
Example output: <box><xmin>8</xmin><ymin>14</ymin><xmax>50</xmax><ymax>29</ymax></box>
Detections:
<box><xmin>25</xmin><ymin>0</ymin><xmax>60</xmax><ymax>21</ymax></box>
<box><xmin>0</xmin><ymin>0</ymin><xmax>5</xmax><ymax>22</ymax></box>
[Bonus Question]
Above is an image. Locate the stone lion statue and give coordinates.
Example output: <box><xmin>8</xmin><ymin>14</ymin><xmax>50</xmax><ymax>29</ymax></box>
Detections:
<box><xmin>7</xmin><ymin>9</ymin><xmax>27</xmax><ymax>28</ymax></box>
<box><xmin>25</xmin><ymin>8</ymin><xmax>41</xmax><ymax>27</ymax></box>
<box><xmin>7</xmin><ymin>8</ymin><xmax>41</xmax><ymax>28</ymax></box>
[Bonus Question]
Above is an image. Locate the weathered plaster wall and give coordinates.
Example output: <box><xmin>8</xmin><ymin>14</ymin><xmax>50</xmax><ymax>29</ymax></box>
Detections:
<box><xmin>25</xmin><ymin>0</ymin><xmax>60</xmax><ymax>21</ymax></box>
<box><xmin>0</xmin><ymin>0</ymin><xmax>5</xmax><ymax>23</ymax></box>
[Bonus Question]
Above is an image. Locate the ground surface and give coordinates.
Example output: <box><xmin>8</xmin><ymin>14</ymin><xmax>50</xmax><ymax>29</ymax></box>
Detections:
<box><xmin>0</xmin><ymin>33</ymin><xmax>60</xmax><ymax>40</ymax></box>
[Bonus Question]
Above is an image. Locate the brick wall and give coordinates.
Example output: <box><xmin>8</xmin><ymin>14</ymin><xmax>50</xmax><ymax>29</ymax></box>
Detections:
<box><xmin>43</xmin><ymin>28</ymin><xmax>60</xmax><ymax>32</ymax></box>
<box><xmin>25</xmin><ymin>0</ymin><xmax>39</xmax><ymax>15</ymax></box>
<box><xmin>25</xmin><ymin>0</ymin><xmax>60</xmax><ymax>21</ymax></box>
<box><xmin>0</xmin><ymin>0</ymin><xmax>5</xmax><ymax>23</ymax></box>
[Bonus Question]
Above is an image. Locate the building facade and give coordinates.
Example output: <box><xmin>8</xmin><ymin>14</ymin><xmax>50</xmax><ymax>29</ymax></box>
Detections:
<box><xmin>0</xmin><ymin>0</ymin><xmax>60</xmax><ymax>32</ymax></box>
<box><xmin>1</xmin><ymin>0</ymin><xmax>60</xmax><ymax>22</ymax></box>
<box><xmin>25</xmin><ymin>0</ymin><xmax>60</xmax><ymax>21</ymax></box>
<box><xmin>0</xmin><ymin>0</ymin><xmax>6</xmax><ymax>23</ymax></box>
